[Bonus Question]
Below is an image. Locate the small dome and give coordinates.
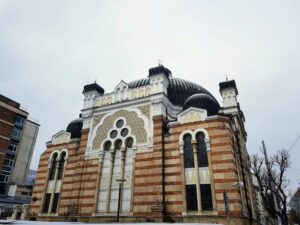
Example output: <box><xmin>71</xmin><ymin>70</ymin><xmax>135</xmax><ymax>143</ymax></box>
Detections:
<box><xmin>183</xmin><ymin>93</ymin><xmax>220</xmax><ymax>116</ymax></box>
<box><xmin>66</xmin><ymin>118</ymin><xmax>83</xmax><ymax>138</ymax></box>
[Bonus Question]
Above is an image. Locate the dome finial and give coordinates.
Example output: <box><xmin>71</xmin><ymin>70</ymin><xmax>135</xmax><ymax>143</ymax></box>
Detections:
<box><xmin>226</xmin><ymin>75</ymin><xmax>229</xmax><ymax>81</ymax></box>
<box><xmin>158</xmin><ymin>59</ymin><xmax>163</xmax><ymax>66</ymax></box>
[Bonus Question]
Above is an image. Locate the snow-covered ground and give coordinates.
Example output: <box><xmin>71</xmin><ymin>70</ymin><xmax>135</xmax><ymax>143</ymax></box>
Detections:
<box><xmin>0</xmin><ymin>221</ymin><xmax>218</xmax><ymax>225</ymax></box>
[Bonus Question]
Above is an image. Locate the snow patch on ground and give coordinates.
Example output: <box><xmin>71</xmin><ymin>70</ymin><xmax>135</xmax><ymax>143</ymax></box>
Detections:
<box><xmin>0</xmin><ymin>221</ymin><xmax>218</xmax><ymax>225</ymax></box>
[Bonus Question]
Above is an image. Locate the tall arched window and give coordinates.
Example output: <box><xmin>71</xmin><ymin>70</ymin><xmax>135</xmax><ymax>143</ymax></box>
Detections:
<box><xmin>43</xmin><ymin>150</ymin><xmax>67</xmax><ymax>214</ymax></box>
<box><xmin>49</xmin><ymin>153</ymin><xmax>58</xmax><ymax>180</ymax></box>
<box><xmin>57</xmin><ymin>151</ymin><xmax>66</xmax><ymax>180</ymax></box>
<box><xmin>97</xmin><ymin>119</ymin><xmax>135</xmax><ymax>214</ymax></box>
<box><xmin>182</xmin><ymin>130</ymin><xmax>213</xmax><ymax>212</ymax></box>
<box><xmin>183</xmin><ymin>133</ymin><xmax>198</xmax><ymax>210</ymax></box>
<box><xmin>196</xmin><ymin>132</ymin><xmax>212</xmax><ymax>210</ymax></box>
<box><xmin>43</xmin><ymin>152</ymin><xmax>57</xmax><ymax>213</ymax></box>
<box><xmin>196</xmin><ymin>132</ymin><xmax>208</xmax><ymax>167</ymax></box>
<box><xmin>183</xmin><ymin>134</ymin><xmax>194</xmax><ymax>168</ymax></box>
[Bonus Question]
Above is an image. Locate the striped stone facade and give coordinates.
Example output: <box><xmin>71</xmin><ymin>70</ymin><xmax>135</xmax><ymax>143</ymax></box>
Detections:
<box><xmin>28</xmin><ymin>66</ymin><xmax>257</xmax><ymax>224</ymax></box>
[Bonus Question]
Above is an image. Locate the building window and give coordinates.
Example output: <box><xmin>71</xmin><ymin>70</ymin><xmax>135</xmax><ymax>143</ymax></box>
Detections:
<box><xmin>116</xmin><ymin>119</ymin><xmax>124</xmax><ymax>128</ymax></box>
<box><xmin>3</xmin><ymin>159</ymin><xmax>13</xmax><ymax>167</ymax></box>
<box><xmin>115</xmin><ymin>139</ymin><xmax>122</xmax><ymax>150</ymax></box>
<box><xmin>51</xmin><ymin>193</ymin><xmax>60</xmax><ymax>213</ymax></box>
<box><xmin>11</xmin><ymin>127</ymin><xmax>21</xmax><ymax>140</ymax></box>
<box><xmin>196</xmin><ymin>132</ymin><xmax>208</xmax><ymax>167</ymax></box>
<box><xmin>43</xmin><ymin>150</ymin><xmax>67</xmax><ymax>214</ymax></box>
<box><xmin>57</xmin><ymin>152</ymin><xmax>66</xmax><ymax>180</ymax></box>
<box><xmin>21</xmin><ymin>191</ymin><xmax>30</xmax><ymax>196</ymax></box>
<box><xmin>43</xmin><ymin>193</ymin><xmax>51</xmax><ymax>213</ymax></box>
<box><xmin>181</xmin><ymin>129</ymin><xmax>213</xmax><ymax>212</ymax></box>
<box><xmin>121</xmin><ymin>128</ymin><xmax>129</xmax><ymax>137</ymax></box>
<box><xmin>2</xmin><ymin>158</ymin><xmax>13</xmax><ymax>172</ymax></box>
<box><xmin>183</xmin><ymin>134</ymin><xmax>194</xmax><ymax>168</ymax></box>
<box><xmin>104</xmin><ymin>141</ymin><xmax>112</xmax><ymax>151</ymax></box>
<box><xmin>0</xmin><ymin>174</ymin><xmax>9</xmax><ymax>183</ymax></box>
<box><xmin>15</xmin><ymin>116</ymin><xmax>25</xmax><ymax>128</ymax></box>
<box><xmin>186</xmin><ymin>185</ymin><xmax>198</xmax><ymax>210</ymax></box>
<box><xmin>110</xmin><ymin>130</ymin><xmax>118</xmax><ymax>139</ymax></box>
<box><xmin>49</xmin><ymin>153</ymin><xmax>58</xmax><ymax>180</ymax></box>
<box><xmin>8</xmin><ymin>143</ymin><xmax>17</xmax><ymax>152</ymax></box>
<box><xmin>126</xmin><ymin>137</ymin><xmax>133</xmax><ymax>148</ymax></box>
<box><xmin>200</xmin><ymin>184</ymin><xmax>213</xmax><ymax>210</ymax></box>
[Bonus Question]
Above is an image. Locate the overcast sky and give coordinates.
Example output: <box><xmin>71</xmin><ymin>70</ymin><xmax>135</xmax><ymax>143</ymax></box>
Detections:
<box><xmin>0</xmin><ymin>1</ymin><xmax>299</xmax><ymax>191</ymax></box>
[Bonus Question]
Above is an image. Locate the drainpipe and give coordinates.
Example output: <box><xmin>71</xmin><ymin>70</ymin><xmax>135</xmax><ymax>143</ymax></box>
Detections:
<box><xmin>162</xmin><ymin>117</ymin><xmax>167</xmax><ymax>222</ymax></box>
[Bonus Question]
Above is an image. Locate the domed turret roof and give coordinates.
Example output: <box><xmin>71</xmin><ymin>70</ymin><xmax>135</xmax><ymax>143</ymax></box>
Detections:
<box><xmin>183</xmin><ymin>93</ymin><xmax>220</xmax><ymax>116</ymax></box>
<box><xmin>66</xmin><ymin>118</ymin><xmax>83</xmax><ymax>139</ymax></box>
<box><xmin>128</xmin><ymin>77</ymin><xmax>219</xmax><ymax>108</ymax></box>
<box><xmin>83</xmin><ymin>82</ymin><xmax>104</xmax><ymax>94</ymax></box>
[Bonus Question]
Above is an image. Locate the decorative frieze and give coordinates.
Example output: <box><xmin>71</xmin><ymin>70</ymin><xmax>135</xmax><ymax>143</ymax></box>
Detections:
<box><xmin>94</xmin><ymin>85</ymin><xmax>152</xmax><ymax>107</ymax></box>
<box><xmin>137</xmin><ymin>105</ymin><xmax>150</xmax><ymax>119</ymax></box>
<box><xmin>177</xmin><ymin>107</ymin><xmax>207</xmax><ymax>124</ymax></box>
<box><xmin>92</xmin><ymin>113</ymin><xmax>106</xmax><ymax>129</ymax></box>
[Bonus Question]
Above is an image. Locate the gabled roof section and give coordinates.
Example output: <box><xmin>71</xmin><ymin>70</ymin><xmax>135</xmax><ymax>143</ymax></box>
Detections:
<box><xmin>177</xmin><ymin>107</ymin><xmax>208</xmax><ymax>124</ymax></box>
<box><xmin>51</xmin><ymin>130</ymin><xmax>71</xmax><ymax>145</ymax></box>
<box><xmin>114</xmin><ymin>80</ymin><xmax>128</xmax><ymax>91</ymax></box>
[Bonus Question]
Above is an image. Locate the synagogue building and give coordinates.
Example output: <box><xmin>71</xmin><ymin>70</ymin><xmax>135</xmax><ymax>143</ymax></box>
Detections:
<box><xmin>29</xmin><ymin>65</ymin><xmax>257</xmax><ymax>224</ymax></box>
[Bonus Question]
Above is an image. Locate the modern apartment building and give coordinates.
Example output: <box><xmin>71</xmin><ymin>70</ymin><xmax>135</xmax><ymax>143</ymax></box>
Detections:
<box><xmin>0</xmin><ymin>94</ymin><xmax>39</xmax><ymax>196</ymax></box>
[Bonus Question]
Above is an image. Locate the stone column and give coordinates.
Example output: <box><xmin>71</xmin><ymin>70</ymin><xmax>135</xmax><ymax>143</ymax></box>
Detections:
<box><xmin>12</xmin><ymin>205</ymin><xmax>19</xmax><ymax>220</ymax></box>
<box><xmin>130</xmin><ymin>147</ymin><xmax>137</xmax><ymax>213</ymax></box>
<box><xmin>105</xmin><ymin>149</ymin><xmax>115</xmax><ymax>213</ymax></box>
<box><xmin>21</xmin><ymin>204</ymin><xmax>29</xmax><ymax>220</ymax></box>
<box><xmin>119</xmin><ymin>146</ymin><xmax>126</xmax><ymax>213</ymax></box>
<box><xmin>192</xmin><ymin>141</ymin><xmax>202</xmax><ymax>212</ymax></box>
<box><xmin>48</xmin><ymin>159</ymin><xmax>60</xmax><ymax>214</ymax></box>
<box><xmin>93</xmin><ymin>150</ymin><xmax>105</xmax><ymax>214</ymax></box>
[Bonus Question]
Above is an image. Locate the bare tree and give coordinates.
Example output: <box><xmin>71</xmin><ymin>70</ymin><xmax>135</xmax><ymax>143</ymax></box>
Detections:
<box><xmin>251</xmin><ymin>149</ymin><xmax>291</xmax><ymax>225</ymax></box>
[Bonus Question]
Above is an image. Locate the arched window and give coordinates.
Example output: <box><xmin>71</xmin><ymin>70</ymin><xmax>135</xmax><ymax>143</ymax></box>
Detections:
<box><xmin>97</xmin><ymin>119</ymin><xmax>135</xmax><ymax>214</ymax></box>
<box><xmin>183</xmin><ymin>134</ymin><xmax>194</xmax><ymax>168</ymax></box>
<box><xmin>49</xmin><ymin>153</ymin><xmax>58</xmax><ymax>180</ymax></box>
<box><xmin>57</xmin><ymin>151</ymin><xmax>66</xmax><ymax>180</ymax></box>
<box><xmin>115</xmin><ymin>139</ymin><xmax>122</xmax><ymax>150</ymax></box>
<box><xmin>104</xmin><ymin>141</ymin><xmax>112</xmax><ymax>151</ymax></box>
<box><xmin>196</xmin><ymin>132</ymin><xmax>208</xmax><ymax>167</ymax></box>
<box><xmin>126</xmin><ymin>137</ymin><xmax>133</xmax><ymax>148</ymax></box>
<box><xmin>181</xmin><ymin>130</ymin><xmax>213</xmax><ymax>212</ymax></box>
<box><xmin>43</xmin><ymin>150</ymin><xmax>67</xmax><ymax>214</ymax></box>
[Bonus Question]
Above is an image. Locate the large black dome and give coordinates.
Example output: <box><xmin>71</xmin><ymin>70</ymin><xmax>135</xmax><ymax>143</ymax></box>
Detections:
<box><xmin>183</xmin><ymin>93</ymin><xmax>220</xmax><ymax>116</ymax></box>
<box><xmin>128</xmin><ymin>77</ymin><xmax>219</xmax><ymax>107</ymax></box>
<box><xmin>66</xmin><ymin>118</ymin><xmax>83</xmax><ymax>139</ymax></box>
